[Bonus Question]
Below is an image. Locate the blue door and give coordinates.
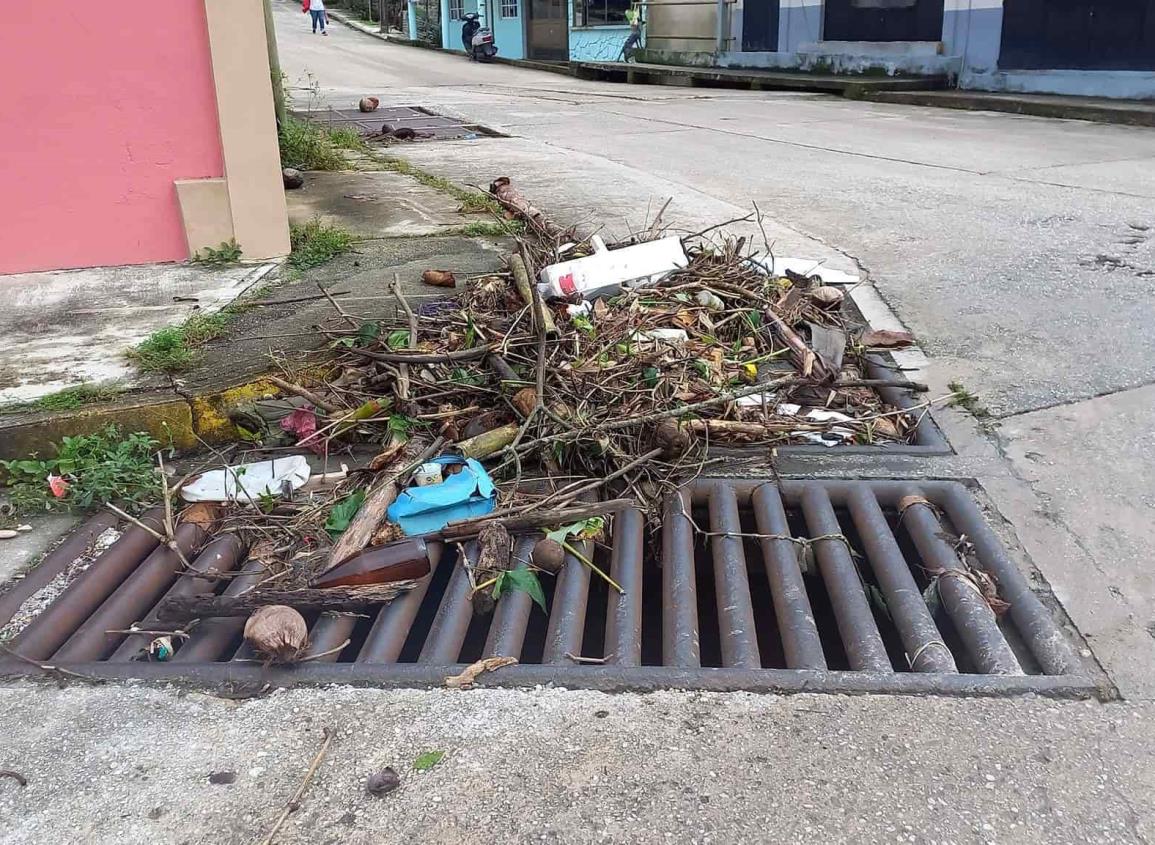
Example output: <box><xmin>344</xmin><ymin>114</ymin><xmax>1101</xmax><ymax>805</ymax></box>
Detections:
<box><xmin>743</xmin><ymin>0</ymin><xmax>780</xmax><ymax>51</ymax></box>
<box><xmin>1000</xmin><ymin>0</ymin><xmax>1155</xmax><ymax>71</ymax></box>
<box><xmin>824</xmin><ymin>0</ymin><xmax>944</xmax><ymax>42</ymax></box>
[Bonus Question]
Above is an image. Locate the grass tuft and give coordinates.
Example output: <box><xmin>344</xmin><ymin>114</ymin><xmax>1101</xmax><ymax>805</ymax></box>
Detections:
<box><xmin>289</xmin><ymin>219</ymin><xmax>357</xmax><ymax>270</ymax></box>
<box><xmin>279</xmin><ymin>116</ymin><xmax>355</xmax><ymax>171</ymax></box>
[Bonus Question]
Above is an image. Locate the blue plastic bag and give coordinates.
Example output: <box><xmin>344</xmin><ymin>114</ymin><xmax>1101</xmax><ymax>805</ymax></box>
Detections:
<box><xmin>386</xmin><ymin>455</ymin><xmax>496</xmax><ymax>535</ymax></box>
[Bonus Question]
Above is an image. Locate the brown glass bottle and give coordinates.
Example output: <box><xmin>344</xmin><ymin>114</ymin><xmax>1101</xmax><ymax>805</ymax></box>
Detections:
<box><xmin>310</xmin><ymin>537</ymin><xmax>431</xmax><ymax>588</ymax></box>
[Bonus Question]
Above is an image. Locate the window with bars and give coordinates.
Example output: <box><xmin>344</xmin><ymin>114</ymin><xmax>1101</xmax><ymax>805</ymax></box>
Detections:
<box><xmin>449</xmin><ymin>0</ymin><xmax>464</xmax><ymax>18</ymax></box>
<box><xmin>574</xmin><ymin>0</ymin><xmax>630</xmax><ymax>26</ymax></box>
<box><xmin>500</xmin><ymin>0</ymin><xmax>518</xmax><ymax>17</ymax></box>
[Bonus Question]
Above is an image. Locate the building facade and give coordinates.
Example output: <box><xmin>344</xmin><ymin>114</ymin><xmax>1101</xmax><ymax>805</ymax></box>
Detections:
<box><xmin>435</xmin><ymin>0</ymin><xmax>1155</xmax><ymax>98</ymax></box>
<box><xmin>644</xmin><ymin>0</ymin><xmax>1155</xmax><ymax>98</ymax></box>
<box><xmin>0</xmin><ymin>0</ymin><xmax>289</xmax><ymax>275</ymax></box>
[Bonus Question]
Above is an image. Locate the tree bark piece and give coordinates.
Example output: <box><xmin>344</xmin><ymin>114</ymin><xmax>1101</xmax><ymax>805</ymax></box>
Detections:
<box><xmin>325</xmin><ymin>437</ymin><xmax>445</xmax><ymax>568</ymax></box>
<box><xmin>456</xmin><ymin>423</ymin><xmax>520</xmax><ymax>460</ymax></box>
<box><xmin>158</xmin><ymin>582</ymin><xmax>419</xmax><ymax>623</ymax></box>
<box><xmin>347</xmin><ymin>345</ymin><xmax>495</xmax><ymax>365</ymax></box>
<box><xmin>766</xmin><ymin>312</ymin><xmax>830</xmax><ymax>381</ymax></box>
<box><xmin>489</xmin><ymin>177</ymin><xmax>567</xmax><ymax>239</ymax></box>
<box><xmin>439</xmin><ymin>499</ymin><xmax>636</xmax><ymax>541</ymax></box>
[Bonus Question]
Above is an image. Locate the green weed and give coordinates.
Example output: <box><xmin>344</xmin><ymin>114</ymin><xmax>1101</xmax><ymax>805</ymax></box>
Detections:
<box><xmin>948</xmin><ymin>380</ymin><xmax>992</xmax><ymax>420</ymax></box>
<box><xmin>1</xmin><ymin>425</ymin><xmax>161</xmax><ymax>514</ymax></box>
<box><xmin>191</xmin><ymin>239</ymin><xmax>243</xmax><ymax>266</ymax></box>
<box><xmin>129</xmin><ymin>311</ymin><xmax>235</xmax><ymax>375</ymax></box>
<box><xmin>367</xmin><ymin>154</ymin><xmax>499</xmax><ymax>213</ymax></box>
<box><xmin>279</xmin><ymin>116</ymin><xmax>348</xmax><ymax>171</ymax></box>
<box><xmin>0</xmin><ymin>383</ymin><xmax>123</xmax><ymax>415</ymax></box>
<box><xmin>289</xmin><ymin>219</ymin><xmax>356</xmax><ymax>270</ymax></box>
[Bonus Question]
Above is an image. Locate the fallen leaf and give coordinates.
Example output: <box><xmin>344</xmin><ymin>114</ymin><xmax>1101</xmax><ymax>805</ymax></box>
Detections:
<box><xmin>180</xmin><ymin>502</ymin><xmax>220</xmax><ymax>530</ymax></box>
<box><xmin>325</xmin><ymin>491</ymin><xmax>366</xmax><ymax>537</ymax></box>
<box><xmin>860</xmin><ymin>329</ymin><xmax>915</xmax><ymax>348</ymax></box>
<box><xmin>445</xmin><ymin>656</ymin><xmax>518</xmax><ymax>689</ymax></box>
<box><xmin>412</xmin><ymin>751</ymin><xmax>445</xmax><ymax>772</ymax></box>
<box><xmin>422</xmin><ymin>270</ymin><xmax>456</xmax><ymax>288</ymax></box>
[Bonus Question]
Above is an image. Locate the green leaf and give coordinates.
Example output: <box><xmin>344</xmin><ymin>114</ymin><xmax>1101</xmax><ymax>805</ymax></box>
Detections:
<box><xmin>355</xmin><ymin>321</ymin><xmax>381</xmax><ymax>347</ymax></box>
<box><xmin>386</xmin><ymin>330</ymin><xmax>410</xmax><ymax>350</ymax></box>
<box><xmin>388</xmin><ymin>414</ymin><xmax>413</xmax><ymax>441</ymax></box>
<box><xmin>642</xmin><ymin>367</ymin><xmax>660</xmax><ymax>389</ymax></box>
<box><xmin>744</xmin><ymin>310</ymin><xmax>763</xmax><ymax>330</ymax></box>
<box><xmin>464</xmin><ymin>315</ymin><xmax>478</xmax><ymax>349</ymax></box>
<box><xmin>492</xmin><ymin>568</ymin><xmax>547</xmax><ymax>612</ymax></box>
<box><xmin>413</xmin><ymin>750</ymin><xmax>445</xmax><ymax>772</ymax></box>
<box><xmin>544</xmin><ymin>517</ymin><xmax>604</xmax><ymax>547</ymax></box>
<box><xmin>325</xmin><ymin>490</ymin><xmax>366</xmax><ymax>537</ymax></box>
<box><xmin>691</xmin><ymin>359</ymin><xmax>711</xmax><ymax>379</ymax></box>
<box><xmin>572</xmin><ymin>315</ymin><xmax>595</xmax><ymax>336</ymax></box>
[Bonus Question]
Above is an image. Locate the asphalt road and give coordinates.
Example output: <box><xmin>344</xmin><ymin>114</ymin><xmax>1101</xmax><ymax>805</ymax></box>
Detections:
<box><xmin>275</xmin><ymin>5</ymin><xmax>1155</xmax><ymax>699</ymax></box>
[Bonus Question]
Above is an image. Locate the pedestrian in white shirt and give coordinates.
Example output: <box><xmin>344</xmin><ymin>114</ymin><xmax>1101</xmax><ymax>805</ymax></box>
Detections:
<box><xmin>304</xmin><ymin>0</ymin><xmax>328</xmax><ymax>35</ymax></box>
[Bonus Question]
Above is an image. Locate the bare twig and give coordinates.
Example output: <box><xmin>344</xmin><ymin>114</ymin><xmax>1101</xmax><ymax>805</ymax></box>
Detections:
<box><xmin>257</xmin><ymin>727</ymin><xmax>336</xmax><ymax>845</ymax></box>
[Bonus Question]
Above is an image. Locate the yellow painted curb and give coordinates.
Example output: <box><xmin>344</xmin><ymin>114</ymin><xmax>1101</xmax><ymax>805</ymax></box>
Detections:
<box><xmin>0</xmin><ymin>400</ymin><xmax>196</xmax><ymax>462</ymax></box>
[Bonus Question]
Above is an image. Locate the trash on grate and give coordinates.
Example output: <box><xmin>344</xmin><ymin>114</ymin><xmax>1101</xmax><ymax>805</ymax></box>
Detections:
<box><xmin>0</xmin><ymin>481</ymin><xmax>1095</xmax><ymax>697</ymax></box>
<box><xmin>0</xmin><ymin>181</ymin><xmax>955</xmax><ymax>674</ymax></box>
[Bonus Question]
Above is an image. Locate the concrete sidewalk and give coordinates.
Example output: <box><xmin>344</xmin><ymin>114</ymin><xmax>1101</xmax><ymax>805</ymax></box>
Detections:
<box><xmin>1</xmin><ymin>684</ymin><xmax>1152</xmax><ymax>844</ymax></box>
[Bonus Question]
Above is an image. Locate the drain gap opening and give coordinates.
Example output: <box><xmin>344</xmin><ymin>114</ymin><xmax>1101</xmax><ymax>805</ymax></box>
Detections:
<box><xmin>738</xmin><ymin>507</ymin><xmax>785</xmax><ymax>669</ymax></box>
<box><xmin>639</xmin><ymin>528</ymin><xmax>664</xmax><ymax>666</ymax></box>
<box><xmin>691</xmin><ymin>507</ymin><xmax>723</xmax><ymax>668</ymax></box>
<box><xmin>341</xmin><ymin>614</ymin><xmax>377</xmax><ymax>663</ymax></box>
<box><xmin>519</xmin><ymin>566</ymin><xmax>558</xmax><ymax>665</ymax></box>
<box><xmin>457</xmin><ymin>609</ymin><xmax>494</xmax><ymax>664</ymax></box>
<box><xmin>785</xmin><ymin>505</ymin><xmax>850</xmax><ymax>670</ymax></box>
<box><xmin>397</xmin><ymin>546</ymin><xmax>459</xmax><ymax>663</ymax></box>
<box><xmin>836</xmin><ymin>508</ymin><xmax>910</xmax><ymax>672</ymax></box>
<box><xmin>580</xmin><ymin>543</ymin><xmax>611</xmax><ymax>661</ymax></box>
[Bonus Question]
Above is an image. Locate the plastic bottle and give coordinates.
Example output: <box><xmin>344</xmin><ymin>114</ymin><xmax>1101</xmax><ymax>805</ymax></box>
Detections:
<box><xmin>537</xmin><ymin>235</ymin><xmax>688</xmax><ymax>299</ymax></box>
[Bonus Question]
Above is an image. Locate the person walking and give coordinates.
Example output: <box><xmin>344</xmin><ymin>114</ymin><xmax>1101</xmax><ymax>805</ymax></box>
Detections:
<box><xmin>304</xmin><ymin>0</ymin><xmax>328</xmax><ymax>35</ymax></box>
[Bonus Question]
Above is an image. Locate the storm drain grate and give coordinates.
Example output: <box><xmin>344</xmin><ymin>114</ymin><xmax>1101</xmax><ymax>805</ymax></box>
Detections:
<box><xmin>295</xmin><ymin>106</ymin><xmax>501</xmax><ymax>142</ymax></box>
<box><xmin>0</xmin><ymin>481</ymin><xmax>1096</xmax><ymax>697</ymax></box>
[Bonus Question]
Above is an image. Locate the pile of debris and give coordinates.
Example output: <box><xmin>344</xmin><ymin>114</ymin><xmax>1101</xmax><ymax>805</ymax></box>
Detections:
<box><xmin>145</xmin><ymin>179</ymin><xmax>929</xmax><ymax>665</ymax></box>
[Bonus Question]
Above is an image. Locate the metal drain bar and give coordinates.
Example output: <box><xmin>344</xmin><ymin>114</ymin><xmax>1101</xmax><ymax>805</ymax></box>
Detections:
<box><xmin>0</xmin><ymin>482</ymin><xmax>1096</xmax><ymax>697</ymax></box>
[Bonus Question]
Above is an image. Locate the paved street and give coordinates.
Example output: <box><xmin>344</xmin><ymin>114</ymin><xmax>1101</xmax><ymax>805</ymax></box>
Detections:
<box><xmin>275</xmin><ymin>5</ymin><xmax>1155</xmax><ymax>695</ymax></box>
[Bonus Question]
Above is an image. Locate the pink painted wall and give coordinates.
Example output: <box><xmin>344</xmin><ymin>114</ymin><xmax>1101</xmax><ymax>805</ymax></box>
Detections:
<box><xmin>0</xmin><ymin>3</ymin><xmax>225</xmax><ymax>274</ymax></box>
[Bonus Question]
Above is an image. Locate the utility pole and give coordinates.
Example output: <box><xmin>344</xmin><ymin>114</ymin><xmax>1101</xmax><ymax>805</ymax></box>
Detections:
<box><xmin>263</xmin><ymin>0</ymin><xmax>288</xmax><ymax>127</ymax></box>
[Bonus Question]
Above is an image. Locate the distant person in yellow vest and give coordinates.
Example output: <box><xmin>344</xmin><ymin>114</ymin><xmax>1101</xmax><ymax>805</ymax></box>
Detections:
<box><xmin>620</xmin><ymin>3</ymin><xmax>641</xmax><ymax>61</ymax></box>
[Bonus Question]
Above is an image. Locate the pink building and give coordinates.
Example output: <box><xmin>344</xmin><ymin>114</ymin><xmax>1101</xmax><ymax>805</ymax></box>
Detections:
<box><xmin>0</xmin><ymin>0</ymin><xmax>290</xmax><ymax>275</ymax></box>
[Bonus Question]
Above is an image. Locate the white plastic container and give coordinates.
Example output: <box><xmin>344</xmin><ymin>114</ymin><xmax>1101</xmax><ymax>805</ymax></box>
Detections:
<box><xmin>538</xmin><ymin>235</ymin><xmax>688</xmax><ymax>299</ymax></box>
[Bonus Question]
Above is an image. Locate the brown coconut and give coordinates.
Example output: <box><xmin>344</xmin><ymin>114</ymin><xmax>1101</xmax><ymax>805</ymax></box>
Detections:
<box><xmin>243</xmin><ymin>605</ymin><xmax>308</xmax><ymax>664</ymax></box>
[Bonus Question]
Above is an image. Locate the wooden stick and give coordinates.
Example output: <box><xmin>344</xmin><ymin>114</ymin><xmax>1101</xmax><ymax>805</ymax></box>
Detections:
<box><xmin>391</xmin><ymin>272</ymin><xmax>417</xmax><ymax>405</ymax></box>
<box><xmin>456</xmin><ymin>423</ymin><xmax>520</xmax><ymax>460</ymax></box>
<box><xmin>265</xmin><ymin>375</ymin><xmax>341</xmax><ymax>414</ymax></box>
<box><xmin>346</xmin><ymin>345</ymin><xmax>495</xmax><ymax>365</ymax></box>
<box><xmin>517</xmin><ymin>448</ymin><xmax>663</xmax><ymax>514</ymax></box>
<box><xmin>325</xmin><ymin>437</ymin><xmax>444</xmax><ymax>568</ymax></box>
<box><xmin>158</xmin><ymin>582</ymin><xmax>419</xmax><ymax>622</ymax></box>
<box><xmin>439</xmin><ymin>499</ymin><xmax>636</xmax><ymax>541</ymax></box>
<box><xmin>766</xmin><ymin>311</ymin><xmax>828</xmax><ymax>380</ymax></box>
<box><xmin>511</xmin><ymin>252</ymin><xmax>557</xmax><ymax>337</ymax></box>
<box><xmin>319</xmin><ymin>282</ymin><xmax>360</xmax><ymax>329</ymax></box>
<box><xmin>257</xmin><ymin>727</ymin><xmax>335</xmax><ymax>845</ymax></box>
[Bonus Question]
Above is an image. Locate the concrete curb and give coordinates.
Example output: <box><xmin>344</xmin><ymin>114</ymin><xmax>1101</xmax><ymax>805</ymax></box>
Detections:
<box><xmin>0</xmin><ymin>374</ymin><xmax>305</xmax><ymax>462</ymax></box>
<box><xmin>864</xmin><ymin>89</ymin><xmax>1155</xmax><ymax>127</ymax></box>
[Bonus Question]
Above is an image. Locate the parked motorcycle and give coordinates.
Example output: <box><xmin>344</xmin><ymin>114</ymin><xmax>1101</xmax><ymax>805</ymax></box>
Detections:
<box><xmin>460</xmin><ymin>13</ymin><xmax>497</xmax><ymax>62</ymax></box>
